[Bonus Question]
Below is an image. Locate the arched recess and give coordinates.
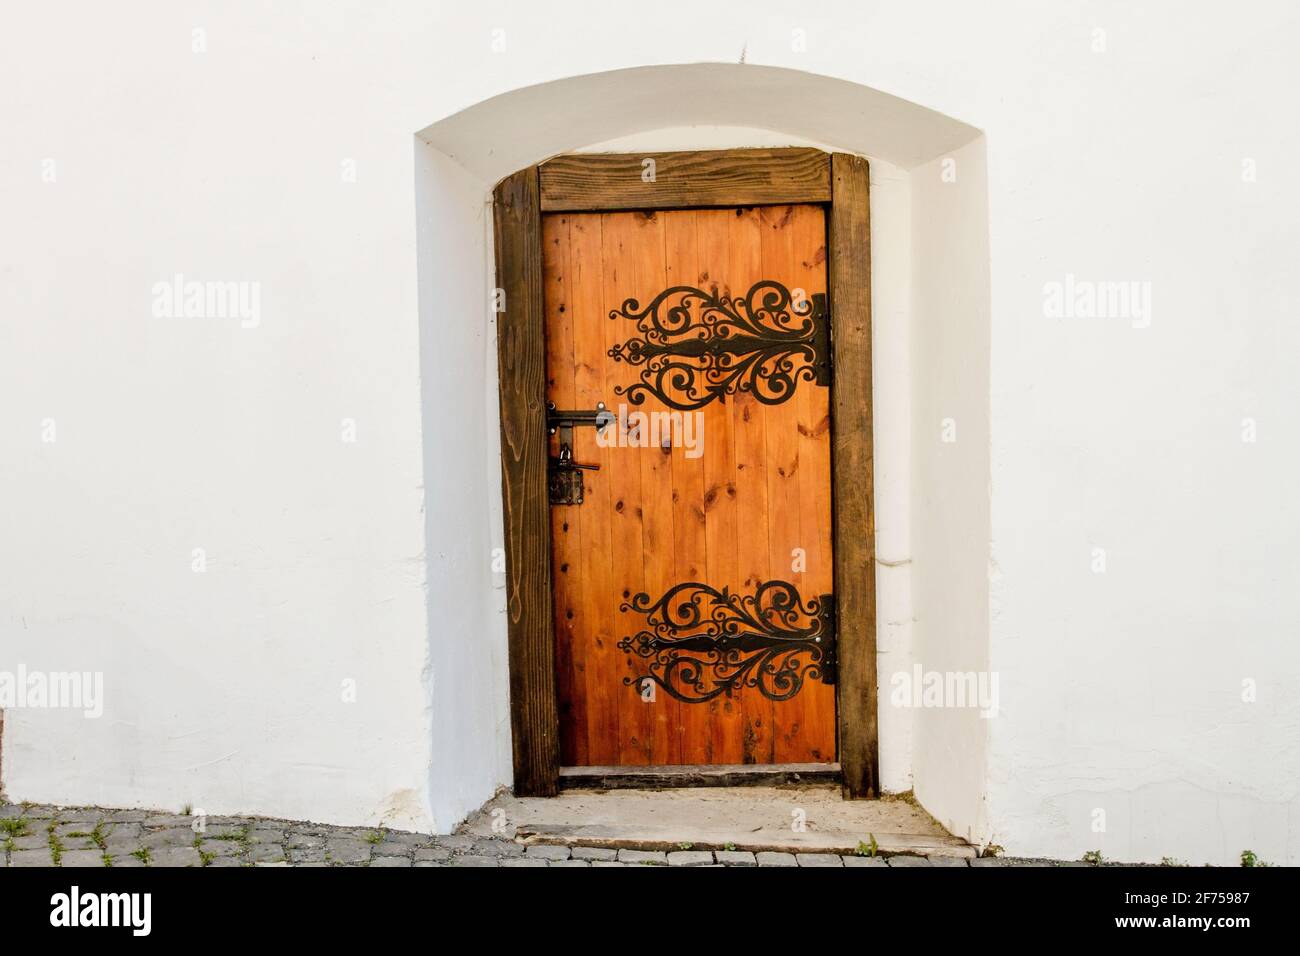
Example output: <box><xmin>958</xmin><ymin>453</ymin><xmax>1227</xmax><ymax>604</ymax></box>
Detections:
<box><xmin>413</xmin><ymin>64</ymin><xmax>992</xmax><ymax>844</ymax></box>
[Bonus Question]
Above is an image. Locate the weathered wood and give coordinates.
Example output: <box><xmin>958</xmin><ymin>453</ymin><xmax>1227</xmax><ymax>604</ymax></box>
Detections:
<box><xmin>493</xmin><ymin>166</ymin><xmax>559</xmax><ymax>797</ymax></box>
<box><xmin>539</xmin><ymin>148</ymin><xmax>831</xmax><ymax>212</ymax></box>
<box><xmin>598</xmin><ymin>211</ymin><xmax>655</xmax><ymax>766</ymax></box>
<box><xmin>791</xmin><ymin>205</ymin><xmax>838</xmax><ymax>761</ymax></box>
<box><xmin>542</xmin><ymin>214</ymin><xmax>587</xmax><ymax>767</ymax></box>
<box><xmin>558</xmin><ymin>763</ymin><xmax>842</xmax><ymax>790</ymax></box>
<box><xmin>828</xmin><ymin>152</ymin><xmax>879</xmax><ymax>799</ymax></box>
<box><xmin>497</xmin><ymin>149</ymin><xmax>878</xmax><ymax>797</ymax></box>
<box><xmin>760</xmin><ymin>204</ymin><xmax>836</xmax><ymax>763</ymax></box>
<box><xmin>569</xmin><ymin>213</ymin><xmax>619</xmax><ymax>765</ymax></box>
<box><xmin>694</xmin><ymin>211</ymin><xmax>746</xmax><ymax>766</ymax></box>
<box><xmin>728</xmin><ymin>207</ymin><xmax>777</xmax><ymax>765</ymax></box>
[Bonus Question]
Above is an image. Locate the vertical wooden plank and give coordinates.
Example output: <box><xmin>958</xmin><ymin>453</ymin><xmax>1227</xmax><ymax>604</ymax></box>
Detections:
<box><xmin>694</xmin><ymin>209</ymin><xmax>744</xmax><ymax>765</ymax></box>
<box><xmin>543</xmin><ymin>214</ymin><xmax>587</xmax><ymax>767</ymax></box>
<box><xmin>759</xmin><ymin>205</ymin><xmax>807</xmax><ymax>762</ymax></box>
<box><xmin>635</xmin><ymin>211</ymin><xmax>681</xmax><ymax>765</ymax></box>
<box><xmin>791</xmin><ymin>203</ymin><xmax>837</xmax><ymax>762</ymax></box>
<box><xmin>829</xmin><ymin>153</ymin><xmax>878</xmax><ymax>798</ymax></box>
<box><xmin>728</xmin><ymin>206</ymin><xmax>775</xmax><ymax>765</ymax></box>
<box><xmin>568</xmin><ymin>213</ymin><xmax>620</xmax><ymax>765</ymax></box>
<box><xmin>760</xmin><ymin>204</ymin><xmax>836</xmax><ymax>763</ymax></box>
<box><xmin>601</xmin><ymin>211</ymin><xmax>653</xmax><ymax>765</ymax></box>
<box><xmin>493</xmin><ymin>166</ymin><xmax>558</xmax><ymax>796</ymax></box>
<box><xmin>663</xmin><ymin>209</ymin><xmax>707</xmax><ymax>764</ymax></box>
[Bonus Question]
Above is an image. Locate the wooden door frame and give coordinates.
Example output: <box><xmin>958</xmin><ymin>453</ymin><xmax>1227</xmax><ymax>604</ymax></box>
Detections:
<box><xmin>492</xmin><ymin>147</ymin><xmax>877</xmax><ymax>798</ymax></box>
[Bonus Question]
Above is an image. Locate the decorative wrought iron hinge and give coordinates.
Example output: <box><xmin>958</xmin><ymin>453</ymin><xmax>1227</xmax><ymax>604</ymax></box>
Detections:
<box><xmin>617</xmin><ymin>580</ymin><xmax>837</xmax><ymax>703</ymax></box>
<box><xmin>546</xmin><ymin>402</ymin><xmax>613</xmax><ymax>505</ymax></box>
<box><xmin>608</xmin><ymin>279</ymin><xmax>831</xmax><ymax>411</ymax></box>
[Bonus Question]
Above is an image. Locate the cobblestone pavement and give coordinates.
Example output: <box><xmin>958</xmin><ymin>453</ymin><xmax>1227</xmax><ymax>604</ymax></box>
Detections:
<box><xmin>0</xmin><ymin>802</ymin><xmax>1062</xmax><ymax>868</ymax></box>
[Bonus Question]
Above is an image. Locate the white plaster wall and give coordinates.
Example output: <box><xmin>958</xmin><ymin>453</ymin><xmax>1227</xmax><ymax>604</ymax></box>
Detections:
<box><xmin>980</xmin><ymin>8</ymin><xmax>1300</xmax><ymax>866</ymax></box>
<box><xmin>0</xmin><ymin>4</ymin><xmax>436</xmax><ymax>829</ymax></box>
<box><xmin>868</xmin><ymin>157</ymin><xmax>916</xmax><ymax>796</ymax></box>
<box><xmin>909</xmin><ymin>139</ymin><xmax>992</xmax><ymax>843</ymax></box>
<box><xmin>414</xmin><ymin>143</ymin><xmax>513</xmax><ymax>830</ymax></box>
<box><xmin>2</xmin><ymin>1</ymin><xmax>1297</xmax><ymax>862</ymax></box>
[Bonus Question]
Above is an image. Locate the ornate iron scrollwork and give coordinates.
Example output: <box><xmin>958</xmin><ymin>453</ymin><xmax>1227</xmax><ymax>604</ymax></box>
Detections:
<box><xmin>617</xmin><ymin>580</ymin><xmax>836</xmax><ymax>703</ymax></box>
<box><xmin>607</xmin><ymin>280</ymin><xmax>830</xmax><ymax>410</ymax></box>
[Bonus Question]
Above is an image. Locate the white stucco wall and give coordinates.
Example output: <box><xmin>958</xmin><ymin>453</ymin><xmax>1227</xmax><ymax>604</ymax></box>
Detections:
<box><xmin>909</xmin><ymin>138</ymin><xmax>992</xmax><ymax>843</ymax></box>
<box><xmin>2</xmin><ymin>1</ymin><xmax>1297</xmax><ymax>863</ymax></box>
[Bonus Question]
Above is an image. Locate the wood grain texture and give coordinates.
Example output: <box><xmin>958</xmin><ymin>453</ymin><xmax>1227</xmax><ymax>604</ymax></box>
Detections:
<box><xmin>728</xmin><ymin>207</ymin><xmax>775</xmax><ymax>764</ymax></box>
<box><xmin>568</xmin><ymin>213</ymin><xmax>619</xmax><ymax>765</ymax></box>
<box><xmin>493</xmin><ymin>166</ymin><xmax>559</xmax><ymax>796</ymax></box>
<box><xmin>828</xmin><ymin>152</ymin><xmax>879</xmax><ymax>799</ymax></box>
<box><xmin>663</xmin><ymin>211</ymin><xmax>705</xmax><ymax>763</ymax></box>
<box><xmin>545</xmin><ymin>205</ymin><xmax>835</xmax><ymax>766</ymax></box>
<box><xmin>543</xmin><ymin>214</ymin><xmax>587</xmax><ymax>767</ymax></box>
<box><xmin>791</xmin><ymin>205</ymin><xmax>838</xmax><ymax>761</ymax></box>
<box><xmin>539</xmin><ymin>149</ymin><xmax>831</xmax><ymax>212</ymax></box>
<box><xmin>600</xmin><ymin>211</ymin><xmax>655</xmax><ymax>766</ymax></box>
<box><xmin>694</xmin><ymin>212</ymin><xmax>744</xmax><ymax>765</ymax></box>
<box><xmin>760</xmin><ymin>204</ymin><xmax>835</xmax><ymax>763</ymax></box>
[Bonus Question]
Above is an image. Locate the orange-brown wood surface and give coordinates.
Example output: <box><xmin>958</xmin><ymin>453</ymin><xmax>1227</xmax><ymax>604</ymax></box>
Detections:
<box><xmin>543</xmin><ymin>205</ymin><xmax>835</xmax><ymax>766</ymax></box>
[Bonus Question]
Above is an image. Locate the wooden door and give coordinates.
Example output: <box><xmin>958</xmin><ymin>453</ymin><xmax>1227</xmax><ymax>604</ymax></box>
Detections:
<box><xmin>542</xmin><ymin>204</ymin><xmax>836</xmax><ymax>767</ymax></box>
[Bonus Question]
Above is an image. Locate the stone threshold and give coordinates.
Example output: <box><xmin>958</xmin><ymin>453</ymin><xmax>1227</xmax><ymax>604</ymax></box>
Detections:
<box><xmin>514</xmin><ymin>823</ymin><xmax>975</xmax><ymax>859</ymax></box>
<box><xmin>465</xmin><ymin>783</ymin><xmax>979</xmax><ymax>862</ymax></box>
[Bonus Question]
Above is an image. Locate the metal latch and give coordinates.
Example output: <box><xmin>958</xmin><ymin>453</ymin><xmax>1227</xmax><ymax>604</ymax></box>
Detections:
<box><xmin>547</xmin><ymin>401</ymin><xmax>613</xmax><ymax>505</ymax></box>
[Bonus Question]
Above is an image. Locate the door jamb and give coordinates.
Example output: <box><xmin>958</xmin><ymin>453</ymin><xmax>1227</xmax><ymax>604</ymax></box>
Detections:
<box><xmin>492</xmin><ymin>147</ymin><xmax>877</xmax><ymax>798</ymax></box>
